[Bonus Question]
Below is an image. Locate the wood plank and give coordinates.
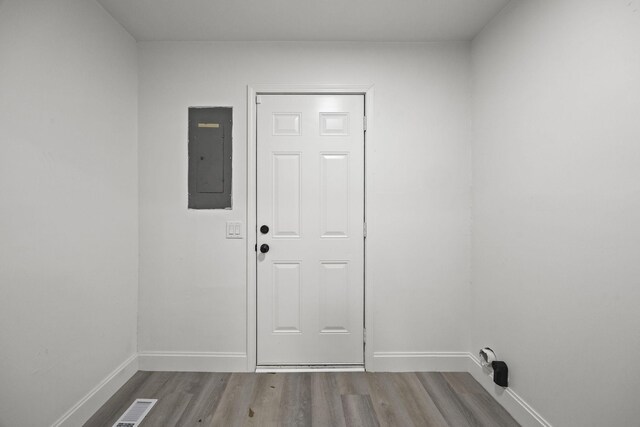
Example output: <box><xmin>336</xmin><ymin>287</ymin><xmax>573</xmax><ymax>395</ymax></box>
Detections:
<box><xmin>209</xmin><ymin>373</ymin><xmax>258</xmax><ymax>427</ymax></box>
<box><xmin>334</xmin><ymin>372</ymin><xmax>370</xmax><ymax>395</ymax></box>
<box><xmin>140</xmin><ymin>389</ymin><xmax>192</xmax><ymax>426</ymax></box>
<box><xmin>364</xmin><ymin>372</ymin><xmax>448</xmax><ymax>427</ymax></box>
<box><xmin>140</xmin><ymin>372</ymin><xmax>199</xmax><ymax>426</ymax></box>
<box><xmin>416</xmin><ymin>372</ymin><xmax>477</xmax><ymax>427</ymax></box>
<box><xmin>245</xmin><ymin>373</ymin><xmax>285</xmax><ymax>426</ymax></box>
<box><xmin>456</xmin><ymin>389</ymin><xmax>520</xmax><ymax>427</ymax></box>
<box><xmin>341</xmin><ymin>395</ymin><xmax>380</xmax><ymax>427</ymax></box>
<box><xmin>175</xmin><ymin>373</ymin><xmax>230</xmax><ymax>425</ymax></box>
<box><xmin>390</xmin><ymin>373</ymin><xmax>449</xmax><ymax>427</ymax></box>
<box><xmin>442</xmin><ymin>372</ymin><xmax>519</xmax><ymax>427</ymax></box>
<box><xmin>278</xmin><ymin>373</ymin><xmax>312</xmax><ymax>426</ymax></box>
<box><xmin>442</xmin><ymin>372</ymin><xmax>487</xmax><ymax>395</ymax></box>
<box><xmin>311</xmin><ymin>373</ymin><xmax>346</xmax><ymax>427</ymax></box>
<box><xmin>365</xmin><ymin>372</ymin><xmax>409</xmax><ymax>427</ymax></box>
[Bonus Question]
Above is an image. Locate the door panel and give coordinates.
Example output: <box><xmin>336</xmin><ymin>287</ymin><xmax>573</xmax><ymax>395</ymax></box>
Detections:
<box><xmin>272</xmin><ymin>153</ymin><xmax>302</xmax><ymax>238</ymax></box>
<box><xmin>319</xmin><ymin>261</ymin><xmax>350</xmax><ymax>334</ymax></box>
<box><xmin>257</xmin><ymin>94</ymin><xmax>365</xmax><ymax>365</ymax></box>
<box><xmin>272</xmin><ymin>262</ymin><xmax>302</xmax><ymax>334</ymax></box>
<box><xmin>320</xmin><ymin>153</ymin><xmax>350</xmax><ymax>238</ymax></box>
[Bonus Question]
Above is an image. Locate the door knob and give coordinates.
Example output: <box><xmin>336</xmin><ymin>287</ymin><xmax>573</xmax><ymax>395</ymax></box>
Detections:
<box><xmin>260</xmin><ymin>225</ymin><xmax>269</xmax><ymax>234</ymax></box>
<box><xmin>260</xmin><ymin>244</ymin><xmax>270</xmax><ymax>254</ymax></box>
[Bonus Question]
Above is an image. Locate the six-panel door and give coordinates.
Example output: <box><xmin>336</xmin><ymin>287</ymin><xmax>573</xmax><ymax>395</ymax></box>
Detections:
<box><xmin>257</xmin><ymin>94</ymin><xmax>365</xmax><ymax>365</ymax></box>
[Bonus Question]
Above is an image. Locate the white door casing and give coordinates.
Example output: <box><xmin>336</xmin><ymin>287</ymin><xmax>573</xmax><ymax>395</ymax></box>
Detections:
<box><xmin>256</xmin><ymin>94</ymin><xmax>365</xmax><ymax>366</ymax></box>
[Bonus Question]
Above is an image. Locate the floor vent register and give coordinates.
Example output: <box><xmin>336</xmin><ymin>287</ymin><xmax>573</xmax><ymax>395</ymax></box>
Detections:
<box><xmin>112</xmin><ymin>399</ymin><xmax>157</xmax><ymax>427</ymax></box>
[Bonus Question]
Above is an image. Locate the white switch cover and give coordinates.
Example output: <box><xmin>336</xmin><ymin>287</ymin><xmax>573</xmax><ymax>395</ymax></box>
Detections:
<box><xmin>226</xmin><ymin>221</ymin><xmax>243</xmax><ymax>239</ymax></box>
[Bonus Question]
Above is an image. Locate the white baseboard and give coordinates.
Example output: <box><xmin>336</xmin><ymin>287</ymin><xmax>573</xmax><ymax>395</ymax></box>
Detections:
<box><xmin>372</xmin><ymin>351</ymin><xmax>471</xmax><ymax>372</ymax></box>
<box><xmin>52</xmin><ymin>353</ymin><xmax>138</xmax><ymax>427</ymax></box>
<box><xmin>137</xmin><ymin>351</ymin><xmax>247</xmax><ymax>372</ymax></box>
<box><xmin>466</xmin><ymin>355</ymin><xmax>552</xmax><ymax>427</ymax></box>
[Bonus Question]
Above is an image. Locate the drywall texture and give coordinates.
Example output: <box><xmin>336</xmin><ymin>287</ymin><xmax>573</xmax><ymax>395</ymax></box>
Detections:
<box><xmin>138</xmin><ymin>43</ymin><xmax>472</xmax><ymax>361</ymax></box>
<box><xmin>0</xmin><ymin>1</ymin><xmax>138</xmax><ymax>425</ymax></box>
<box><xmin>472</xmin><ymin>1</ymin><xmax>640</xmax><ymax>426</ymax></box>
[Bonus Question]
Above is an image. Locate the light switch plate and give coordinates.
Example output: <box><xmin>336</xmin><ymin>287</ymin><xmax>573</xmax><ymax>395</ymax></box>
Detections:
<box><xmin>226</xmin><ymin>221</ymin><xmax>243</xmax><ymax>239</ymax></box>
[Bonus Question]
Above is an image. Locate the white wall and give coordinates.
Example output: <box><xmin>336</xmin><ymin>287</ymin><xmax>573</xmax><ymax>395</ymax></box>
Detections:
<box><xmin>138</xmin><ymin>42</ymin><xmax>472</xmax><ymax>364</ymax></box>
<box><xmin>471</xmin><ymin>1</ymin><xmax>640</xmax><ymax>426</ymax></box>
<box><xmin>0</xmin><ymin>1</ymin><xmax>138</xmax><ymax>425</ymax></box>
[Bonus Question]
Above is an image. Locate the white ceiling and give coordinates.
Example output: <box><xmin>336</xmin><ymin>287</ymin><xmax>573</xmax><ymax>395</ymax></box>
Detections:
<box><xmin>97</xmin><ymin>0</ymin><xmax>509</xmax><ymax>42</ymax></box>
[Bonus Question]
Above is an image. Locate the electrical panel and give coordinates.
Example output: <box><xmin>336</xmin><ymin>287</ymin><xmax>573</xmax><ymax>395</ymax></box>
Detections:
<box><xmin>188</xmin><ymin>107</ymin><xmax>232</xmax><ymax>209</ymax></box>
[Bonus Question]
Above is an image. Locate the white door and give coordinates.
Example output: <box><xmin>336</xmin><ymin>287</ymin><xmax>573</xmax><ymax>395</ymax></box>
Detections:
<box><xmin>256</xmin><ymin>94</ymin><xmax>365</xmax><ymax>366</ymax></box>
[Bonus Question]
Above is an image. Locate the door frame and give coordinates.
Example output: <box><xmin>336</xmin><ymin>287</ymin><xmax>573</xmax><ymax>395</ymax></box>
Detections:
<box><xmin>246</xmin><ymin>84</ymin><xmax>375</xmax><ymax>371</ymax></box>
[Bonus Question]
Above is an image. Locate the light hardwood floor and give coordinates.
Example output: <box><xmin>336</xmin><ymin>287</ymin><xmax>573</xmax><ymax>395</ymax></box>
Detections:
<box><xmin>85</xmin><ymin>371</ymin><xmax>520</xmax><ymax>427</ymax></box>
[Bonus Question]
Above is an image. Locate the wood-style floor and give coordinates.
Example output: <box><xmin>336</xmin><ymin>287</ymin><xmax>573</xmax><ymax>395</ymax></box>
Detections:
<box><xmin>85</xmin><ymin>371</ymin><xmax>520</xmax><ymax>427</ymax></box>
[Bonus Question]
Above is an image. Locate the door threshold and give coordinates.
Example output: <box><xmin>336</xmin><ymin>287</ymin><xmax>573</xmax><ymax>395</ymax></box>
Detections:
<box><xmin>256</xmin><ymin>364</ymin><xmax>365</xmax><ymax>373</ymax></box>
